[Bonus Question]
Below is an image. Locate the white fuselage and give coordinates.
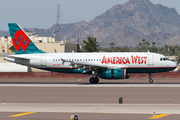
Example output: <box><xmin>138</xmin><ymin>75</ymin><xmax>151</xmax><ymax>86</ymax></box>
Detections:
<box><xmin>5</xmin><ymin>52</ymin><xmax>177</xmax><ymax>74</ymax></box>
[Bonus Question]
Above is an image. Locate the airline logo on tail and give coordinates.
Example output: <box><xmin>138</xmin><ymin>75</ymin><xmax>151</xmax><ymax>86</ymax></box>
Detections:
<box><xmin>12</xmin><ymin>30</ymin><xmax>31</xmax><ymax>52</ymax></box>
<box><xmin>8</xmin><ymin>23</ymin><xmax>45</xmax><ymax>54</ymax></box>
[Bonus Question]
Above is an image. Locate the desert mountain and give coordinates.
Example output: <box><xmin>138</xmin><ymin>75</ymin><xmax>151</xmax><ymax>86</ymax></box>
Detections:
<box><xmin>1</xmin><ymin>0</ymin><xmax>180</xmax><ymax>47</ymax></box>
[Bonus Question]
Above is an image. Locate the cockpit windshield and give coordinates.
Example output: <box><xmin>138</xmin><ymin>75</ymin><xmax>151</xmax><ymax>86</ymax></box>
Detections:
<box><xmin>160</xmin><ymin>57</ymin><xmax>169</xmax><ymax>61</ymax></box>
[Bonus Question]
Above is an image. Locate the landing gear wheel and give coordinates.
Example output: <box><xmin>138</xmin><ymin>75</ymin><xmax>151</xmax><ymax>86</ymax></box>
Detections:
<box><xmin>89</xmin><ymin>78</ymin><xmax>95</xmax><ymax>84</ymax></box>
<box><xmin>149</xmin><ymin>79</ymin><xmax>153</xmax><ymax>83</ymax></box>
<box><xmin>94</xmin><ymin>77</ymin><xmax>99</xmax><ymax>83</ymax></box>
<box><xmin>89</xmin><ymin>77</ymin><xmax>99</xmax><ymax>84</ymax></box>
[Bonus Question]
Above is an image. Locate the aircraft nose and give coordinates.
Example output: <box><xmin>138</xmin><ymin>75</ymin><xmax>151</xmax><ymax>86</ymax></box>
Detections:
<box><xmin>171</xmin><ymin>61</ymin><xmax>177</xmax><ymax>68</ymax></box>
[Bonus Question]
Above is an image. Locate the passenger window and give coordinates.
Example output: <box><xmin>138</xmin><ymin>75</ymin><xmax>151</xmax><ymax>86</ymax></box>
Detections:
<box><xmin>99</xmin><ymin>59</ymin><xmax>101</xmax><ymax>61</ymax></box>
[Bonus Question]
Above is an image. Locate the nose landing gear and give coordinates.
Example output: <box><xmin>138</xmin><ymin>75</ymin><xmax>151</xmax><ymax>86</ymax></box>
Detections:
<box><xmin>148</xmin><ymin>73</ymin><xmax>153</xmax><ymax>83</ymax></box>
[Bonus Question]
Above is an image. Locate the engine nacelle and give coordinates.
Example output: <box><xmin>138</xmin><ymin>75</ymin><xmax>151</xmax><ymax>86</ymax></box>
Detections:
<box><xmin>99</xmin><ymin>69</ymin><xmax>129</xmax><ymax>79</ymax></box>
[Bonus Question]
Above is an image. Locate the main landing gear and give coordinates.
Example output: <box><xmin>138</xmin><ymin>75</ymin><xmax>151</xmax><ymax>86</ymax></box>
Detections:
<box><xmin>89</xmin><ymin>77</ymin><xmax>99</xmax><ymax>84</ymax></box>
<box><xmin>89</xmin><ymin>71</ymin><xmax>99</xmax><ymax>84</ymax></box>
<box><xmin>148</xmin><ymin>73</ymin><xmax>153</xmax><ymax>83</ymax></box>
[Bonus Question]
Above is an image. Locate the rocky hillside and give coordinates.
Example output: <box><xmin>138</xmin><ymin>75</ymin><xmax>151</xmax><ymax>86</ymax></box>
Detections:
<box><xmin>1</xmin><ymin>0</ymin><xmax>180</xmax><ymax>47</ymax></box>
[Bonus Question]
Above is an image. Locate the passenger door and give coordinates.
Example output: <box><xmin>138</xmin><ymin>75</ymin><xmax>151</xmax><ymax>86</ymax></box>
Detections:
<box><xmin>41</xmin><ymin>55</ymin><xmax>46</xmax><ymax>66</ymax></box>
<box><xmin>148</xmin><ymin>54</ymin><xmax>154</xmax><ymax>66</ymax></box>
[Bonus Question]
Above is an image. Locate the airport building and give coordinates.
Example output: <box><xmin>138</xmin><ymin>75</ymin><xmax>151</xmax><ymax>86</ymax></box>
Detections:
<box><xmin>0</xmin><ymin>31</ymin><xmax>84</xmax><ymax>53</ymax></box>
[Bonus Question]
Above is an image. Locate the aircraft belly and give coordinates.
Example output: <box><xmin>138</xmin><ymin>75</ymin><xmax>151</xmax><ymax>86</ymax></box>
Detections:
<box><xmin>126</xmin><ymin>67</ymin><xmax>175</xmax><ymax>73</ymax></box>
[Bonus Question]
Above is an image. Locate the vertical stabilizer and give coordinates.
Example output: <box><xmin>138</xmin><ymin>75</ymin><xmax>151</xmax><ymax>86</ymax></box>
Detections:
<box><xmin>8</xmin><ymin>23</ymin><xmax>45</xmax><ymax>54</ymax></box>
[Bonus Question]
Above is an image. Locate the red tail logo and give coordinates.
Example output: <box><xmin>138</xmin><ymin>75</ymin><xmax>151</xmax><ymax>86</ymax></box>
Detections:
<box><xmin>12</xmin><ymin>30</ymin><xmax>31</xmax><ymax>52</ymax></box>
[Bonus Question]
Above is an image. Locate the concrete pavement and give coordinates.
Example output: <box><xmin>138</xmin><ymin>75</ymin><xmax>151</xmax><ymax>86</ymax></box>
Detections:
<box><xmin>1</xmin><ymin>103</ymin><xmax>180</xmax><ymax>114</ymax></box>
<box><xmin>1</xmin><ymin>78</ymin><xmax>180</xmax><ymax>120</ymax></box>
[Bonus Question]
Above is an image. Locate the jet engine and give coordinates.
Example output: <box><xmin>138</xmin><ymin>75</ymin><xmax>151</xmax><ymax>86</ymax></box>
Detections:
<box><xmin>99</xmin><ymin>69</ymin><xmax>129</xmax><ymax>79</ymax></box>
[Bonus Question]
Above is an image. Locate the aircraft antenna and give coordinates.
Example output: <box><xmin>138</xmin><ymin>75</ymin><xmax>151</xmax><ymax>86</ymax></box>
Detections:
<box><xmin>55</xmin><ymin>4</ymin><xmax>62</xmax><ymax>41</ymax></box>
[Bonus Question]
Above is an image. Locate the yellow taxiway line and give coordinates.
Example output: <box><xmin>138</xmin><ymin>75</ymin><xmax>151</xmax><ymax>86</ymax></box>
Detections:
<box><xmin>77</xmin><ymin>79</ymin><xmax>82</xmax><ymax>81</ymax></box>
<box><xmin>10</xmin><ymin>112</ymin><xmax>36</xmax><ymax>117</ymax></box>
<box><xmin>149</xmin><ymin>114</ymin><xmax>170</xmax><ymax>119</ymax></box>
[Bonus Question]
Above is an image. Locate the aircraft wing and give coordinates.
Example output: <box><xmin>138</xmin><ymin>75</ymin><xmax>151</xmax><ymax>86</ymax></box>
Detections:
<box><xmin>67</xmin><ymin>60</ymin><xmax>124</xmax><ymax>73</ymax></box>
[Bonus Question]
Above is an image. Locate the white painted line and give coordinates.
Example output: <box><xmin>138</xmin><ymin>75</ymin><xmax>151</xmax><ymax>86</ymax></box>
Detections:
<box><xmin>0</xmin><ymin>84</ymin><xmax>180</xmax><ymax>87</ymax></box>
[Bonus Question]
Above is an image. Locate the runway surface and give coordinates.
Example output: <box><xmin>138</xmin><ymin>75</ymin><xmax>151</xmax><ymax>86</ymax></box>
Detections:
<box><xmin>0</xmin><ymin>77</ymin><xmax>180</xmax><ymax>120</ymax></box>
<box><xmin>1</xmin><ymin>77</ymin><xmax>180</xmax><ymax>84</ymax></box>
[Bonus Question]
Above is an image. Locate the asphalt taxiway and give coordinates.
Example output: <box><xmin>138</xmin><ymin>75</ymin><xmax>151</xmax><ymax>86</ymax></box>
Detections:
<box><xmin>0</xmin><ymin>77</ymin><xmax>180</xmax><ymax>120</ymax></box>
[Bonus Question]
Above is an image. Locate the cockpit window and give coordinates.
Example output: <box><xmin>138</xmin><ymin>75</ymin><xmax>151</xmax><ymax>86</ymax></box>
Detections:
<box><xmin>160</xmin><ymin>57</ymin><xmax>169</xmax><ymax>61</ymax></box>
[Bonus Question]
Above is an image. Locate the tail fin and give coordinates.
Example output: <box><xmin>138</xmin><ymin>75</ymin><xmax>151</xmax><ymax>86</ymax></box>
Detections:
<box><xmin>8</xmin><ymin>23</ymin><xmax>45</xmax><ymax>54</ymax></box>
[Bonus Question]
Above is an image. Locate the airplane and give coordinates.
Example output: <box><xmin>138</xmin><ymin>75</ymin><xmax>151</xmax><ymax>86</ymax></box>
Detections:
<box><xmin>5</xmin><ymin>23</ymin><xmax>177</xmax><ymax>84</ymax></box>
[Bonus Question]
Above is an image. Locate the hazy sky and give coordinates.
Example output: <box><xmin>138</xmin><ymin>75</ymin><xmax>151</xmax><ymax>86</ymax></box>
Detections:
<box><xmin>0</xmin><ymin>0</ymin><xmax>180</xmax><ymax>31</ymax></box>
